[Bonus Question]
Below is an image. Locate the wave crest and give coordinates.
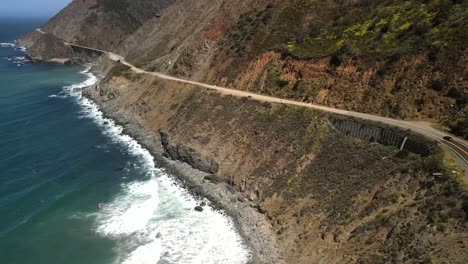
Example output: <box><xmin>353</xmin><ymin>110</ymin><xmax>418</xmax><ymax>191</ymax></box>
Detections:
<box><xmin>0</xmin><ymin>42</ymin><xmax>15</xmax><ymax>48</ymax></box>
<box><xmin>59</xmin><ymin>67</ymin><xmax>250</xmax><ymax>264</ymax></box>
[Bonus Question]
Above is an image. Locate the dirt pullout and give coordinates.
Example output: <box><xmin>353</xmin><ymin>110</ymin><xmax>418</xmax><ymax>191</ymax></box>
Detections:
<box><xmin>83</xmin><ymin>61</ymin><xmax>468</xmax><ymax>263</ymax></box>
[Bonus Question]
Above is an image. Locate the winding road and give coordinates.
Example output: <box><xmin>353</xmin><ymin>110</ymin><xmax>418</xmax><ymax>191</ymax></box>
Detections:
<box><xmin>35</xmin><ymin>29</ymin><xmax>468</xmax><ymax>172</ymax></box>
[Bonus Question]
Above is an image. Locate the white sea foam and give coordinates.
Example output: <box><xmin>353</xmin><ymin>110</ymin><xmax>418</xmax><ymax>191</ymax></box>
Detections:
<box><xmin>4</xmin><ymin>54</ymin><xmax>29</xmax><ymax>66</ymax></box>
<box><xmin>49</xmin><ymin>66</ymin><xmax>97</xmax><ymax>98</ymax></box>
<box><xmin>96</xmin><ymin>179</ymin><xmax>160</xmax><ymax>236</ymax></box>
<box><xmin>10</xmin><ymin>56</ymin><xmax>29</xmax><ymax>66</ymax></box>
<box><xmin>0</xmin><ymin>42</ymin><xmax>15</xmax><ymax>48</ymax></box>
<box><xmin>0</xmin><ymin>41</ymin><xmax>26</xmax><ymax>52</ymax></box>
<box><xmin>57</xmin><ymin>67</ymin><xmax>250</xmax><ymax>264</ymax></box>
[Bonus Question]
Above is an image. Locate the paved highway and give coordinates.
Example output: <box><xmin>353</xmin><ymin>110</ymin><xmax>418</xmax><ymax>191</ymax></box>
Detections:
<box><xmin>35</xmin><ymin>29</ymin><xmax>468</xmax><ymax>171</ymax></box>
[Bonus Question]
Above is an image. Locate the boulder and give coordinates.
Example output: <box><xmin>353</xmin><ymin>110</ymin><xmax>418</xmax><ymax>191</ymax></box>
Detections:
<box><xmin>160</xmin><ymin>130</ymin><xmax>219</xmax><ymax>174</ymax></box>
<box><xmin>252</xmin><ymin>203</ymin><xmax>267</xmax><ymax>214</ymax></box>
<box><xmin>203</xmin><ymin>174</ymin><xmax>226</xmax><ymax>184</ymax></box>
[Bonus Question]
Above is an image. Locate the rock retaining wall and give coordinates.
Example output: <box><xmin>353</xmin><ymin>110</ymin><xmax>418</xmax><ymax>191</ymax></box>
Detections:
<box><xmin>329</xmin><ymin>116</ymin><xmax>435</xmax><ymax>156</ymax></box>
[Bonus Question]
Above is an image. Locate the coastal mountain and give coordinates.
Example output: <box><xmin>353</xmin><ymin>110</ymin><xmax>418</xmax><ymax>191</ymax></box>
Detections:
<box><xmin>21</xmin><ymin>0</ymin><xmax>467</xmax><ymax>138</ymax></box>
<box><xmin>122</xmin><ymin>0</ymin><xmax>468</xmax><ymax>138</ymax></box>
<box><xmin>20</xmin><ymin>0</ymin><xmax>175</xmax><ymax>50</ymax></box>
<box><xmin>19</xmin><ymin>0</ymin><xmax>468</xmax><ymax>263</ymax></box>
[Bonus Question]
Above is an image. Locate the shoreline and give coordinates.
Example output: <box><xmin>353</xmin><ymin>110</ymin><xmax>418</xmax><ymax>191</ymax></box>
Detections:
<box><xmin>81</xmin><ymin>67</ymin><xmax>284</xmax><ymax>264</ymax></box>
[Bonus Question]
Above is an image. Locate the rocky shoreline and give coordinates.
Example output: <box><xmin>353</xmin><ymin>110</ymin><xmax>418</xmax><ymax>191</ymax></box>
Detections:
<box><xmin>82</xmin><ymin>71</ymin><xmax>284</xmax><ymax>264</ymax></box>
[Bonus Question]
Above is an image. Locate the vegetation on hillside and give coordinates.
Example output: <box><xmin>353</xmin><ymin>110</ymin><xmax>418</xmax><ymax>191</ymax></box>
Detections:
<box><xmin>448</xmin><ymin>111</ymin><xmax>468</xmax><ymax>139</ymax></box>
<box><xmin>224</xmin><ymin>0</ymin><xmax>467</xmax><ymax>59</ymax></box>
<box><xmin>290</xmin><ymin>0</ymin><xmax>466</xmax><ymax>59</ymax></box>
<box><xmin>214</xmin><ymin>0</ymin><xmax>467</xmax><ymax>138</ymax></box>
<box><xmin>94</xmin><ymin>75</ymin><xmax>468</xmax><ymax>263</ymax></box>
<box><xmin>106</xmin><ymin>64</ymin><xmax>140</xmax><ymax>81</ymax></box>
<box><xmin>93</xmin><ymin>0</ymin><xmax>141</xmax><ymax>32</ymax></box>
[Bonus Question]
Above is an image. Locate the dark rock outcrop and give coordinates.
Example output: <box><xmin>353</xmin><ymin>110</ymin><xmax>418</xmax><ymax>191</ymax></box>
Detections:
<box><xmin>159</xmin><ymin>130</ymin><xmax>219</xmax><ymax>174</ymax></box>
<box><xmin>27</xmin><ymin>33</ymin><xmax>75</xmax><ymax>62</ymax></box>
<box><xmin>203</xmin><ymin>174</ymin><xmax>227</xmax><ymax>184</ymax></box>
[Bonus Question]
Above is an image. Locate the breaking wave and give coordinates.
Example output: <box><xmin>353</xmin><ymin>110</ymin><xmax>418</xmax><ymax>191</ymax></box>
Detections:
<box><xmin>0</xmin><ymin>42</ymin><xmax>16</xmax><ymax>48</ymax></box>
<box><xmin>53</xmin><ymin>67</ymin><xmax>250</xmax><ymax>264</ymax></box>
<box><xmin>1</xmin><ymin>41</ymin><xmax>29</xmax><ymax>66</ymax></box>
<box><xmin>0</xmin><ymin>41</ymin><xmax>26</xmax><ymax>51</ymax></box>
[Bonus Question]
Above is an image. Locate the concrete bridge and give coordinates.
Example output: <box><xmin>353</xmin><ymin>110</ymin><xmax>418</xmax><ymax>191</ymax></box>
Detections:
<box><xmin>68</xmin><ymin>43</ymin><xmax>106</xmax><ymax>58</ymax></box>
<box><xmin>32</xmin><ymin>28</ymin><xmax>468</xmax><ymax>171</ymax></box>
<box><xmin>35</xmin><ymin>28</ymin><xmax>107</xmax><ymax>58</ymax></box>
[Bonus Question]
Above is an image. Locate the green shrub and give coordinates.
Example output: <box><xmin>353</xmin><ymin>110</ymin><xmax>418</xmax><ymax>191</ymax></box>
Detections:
<box><xmin>422</xmin><ymin>156</ymin><xmax>444</xmax><ymax>173</ymax></box>
<box><xmin>448</xmin><ymin>112</ymin><xmax>468</xmax><ymax>139</ymax></box>
<box><xmin>395</xmin><ymin>149</ymin><xmax>410</xmax><ymax>159</ymax></box>
<box><xmin>430</xmin><ymin>80</ymin><xmax>445</xmax><ymax>92</ymax></box>
<box><xmin>329</xmin><ymin>54</ymin><xmax>342</xmax><ymax>68</ymax></box>
<box><xmin>447</xmin><ymin>87</ymin><xmax>462</xmax><ymax>98</ymax></box>
<box><xmin>107</xmin><ymin>64</ymin><xmax>131</xmax><ymax>78</ymax></box>
<box><xmin>447</xmin><ymin>88</ymin><xmax>468</xmax><ymax>109</ymax></box>
<box><xmin>276</xmin><ymin>79</ymin><xmax>289</xmax><ymax>88</ymax></box>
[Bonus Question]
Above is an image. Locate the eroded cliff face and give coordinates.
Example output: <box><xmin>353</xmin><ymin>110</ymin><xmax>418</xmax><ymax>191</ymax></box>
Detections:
<box><xmin>85</xmin><ymin>65</ymin><xmax>468</xmax><ymax>263</ymax></box>
<box><xmin>19</xmin><ymin>0</ymin><xmax>176</xmax><ymax>52</ymax></box>
<box><xmin>18</xmin><ymin>0</ymin><xmax>468</xmax><ymax>262</ymax></box>
<box><xmin>121</xmin><ymin>0</ymin><xmax>467</xmax><ymax>138</ymax></box>
<box><xmin>19</xmin><ymin>0</ymin><xmax>467</xmax><ymax>136</ymax></box>
<box><xmin>26</xmin><ymin>33</ymin><xmax>75</xmax><ymax>62</ymax></box>
<box><xmin>219</xmin><ymin>50</ymin><xmax>466</xmax><ymax>123</ymax></box>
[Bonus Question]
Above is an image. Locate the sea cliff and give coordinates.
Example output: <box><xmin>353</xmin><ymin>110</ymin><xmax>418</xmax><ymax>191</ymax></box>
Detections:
<box><xmin>79</xmin><ymin>58</ymin><xmax>468</xmax><ymax>263</ymax></box>
<box><xmin>17</xmin><ymin>0</ymin><xmax>468</xmax><ymax>262</ymax></box>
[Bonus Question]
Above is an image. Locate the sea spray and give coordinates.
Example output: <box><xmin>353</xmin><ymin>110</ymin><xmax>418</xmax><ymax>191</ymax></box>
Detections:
<box><xmin>52</xmin><ymin>66</ymin><xmax>251</xmax><ymax>264</ymax></box>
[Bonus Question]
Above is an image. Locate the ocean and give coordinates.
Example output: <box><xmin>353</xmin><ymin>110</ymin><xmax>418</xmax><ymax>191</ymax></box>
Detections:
<box><xmin>0</xmin><ymin>18</ymin><xmax>249</xmax><ymax>264</ymax></box>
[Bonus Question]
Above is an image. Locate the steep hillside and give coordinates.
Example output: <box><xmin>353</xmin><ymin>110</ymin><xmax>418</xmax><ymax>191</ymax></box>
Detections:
<box><xmin>19</xmin><ymin>0</ymin><xmax>466</xmax><ymax>137</ymax></box>
<box><xmin>20</xmin><ymin>0</ymin><xmax>175</xmax><ymax>51</ymax></box>
<box><xmin>84</xmin><ymin>62</ymin><xmax>468</xmax><ymax>263</ymax></box>
<box><xmin>15</xmin><ymin>0</ymin><xmax>468</xmax><ymax>262</ymax></box>
<box><xmin>212</xmin><ymin>0</ymin><xmax>467</xmax><ymax>137</ymax></box>
<box><xmin>123</xmin><ymin>0</ymin><xmax>467</xmax><ymax>138</ymax></box>
<box><xmin>26</xmin><ymin>33</ymin><xmax>75</xmax><ymax>62</ymax></box>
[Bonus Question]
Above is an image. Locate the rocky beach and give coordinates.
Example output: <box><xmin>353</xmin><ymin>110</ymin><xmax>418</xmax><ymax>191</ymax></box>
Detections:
<box><xmin>6</xmin><ymin>0</ymin><xmax>468</xmax><ymax>263</ymax></box>
<box><xmin>82</xmin><ymin>66</ymin><xmax>284</xmax><ymax>264</ymax></box>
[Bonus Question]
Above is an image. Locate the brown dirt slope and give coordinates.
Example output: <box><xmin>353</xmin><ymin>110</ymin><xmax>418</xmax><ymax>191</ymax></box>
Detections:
<box><xmin>26</xmin><ymin>33</ymin><xmax>75</xmax><ymax>61</ymax></box>
<box><xmin>124</xmin><ymin>0</ymin><xmax>467</xmax><ymax>138</ymax></box>
<box><xmin>91</xmin><ymin>66</ymin><xmax>468</xmax><ymax>263</ymax></box>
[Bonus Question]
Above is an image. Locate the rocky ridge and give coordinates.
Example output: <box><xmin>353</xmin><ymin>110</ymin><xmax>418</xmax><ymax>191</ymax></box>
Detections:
<box><xmin>19</xmin><ymin>0</ymin><xmax>468</xmax><ymax>263</ymax></box>
<box><xmin>82</xmin><ymin>61</ymin><xmax>467</xmax><ymax>263</ymax></box>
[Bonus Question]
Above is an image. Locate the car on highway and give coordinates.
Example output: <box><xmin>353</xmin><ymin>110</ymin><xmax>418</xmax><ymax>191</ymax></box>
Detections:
<box><xmin>443</xmin><ymin>136</ymin><xmax>453</xmax><ymax>141</ymax></box>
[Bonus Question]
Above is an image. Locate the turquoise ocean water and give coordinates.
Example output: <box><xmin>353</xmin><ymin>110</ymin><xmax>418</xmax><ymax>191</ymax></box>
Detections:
<box><xmin>0</xmin><ymin>18</ymin><xmax>249</xmax><ymax>264</ymax></box>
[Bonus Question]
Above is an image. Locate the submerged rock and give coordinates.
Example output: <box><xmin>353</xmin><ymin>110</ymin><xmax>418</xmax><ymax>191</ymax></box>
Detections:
<box><xmin>194</xmin><ymin>206</ymin><xmax>204</xmax><ymax>212</ymax></box>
